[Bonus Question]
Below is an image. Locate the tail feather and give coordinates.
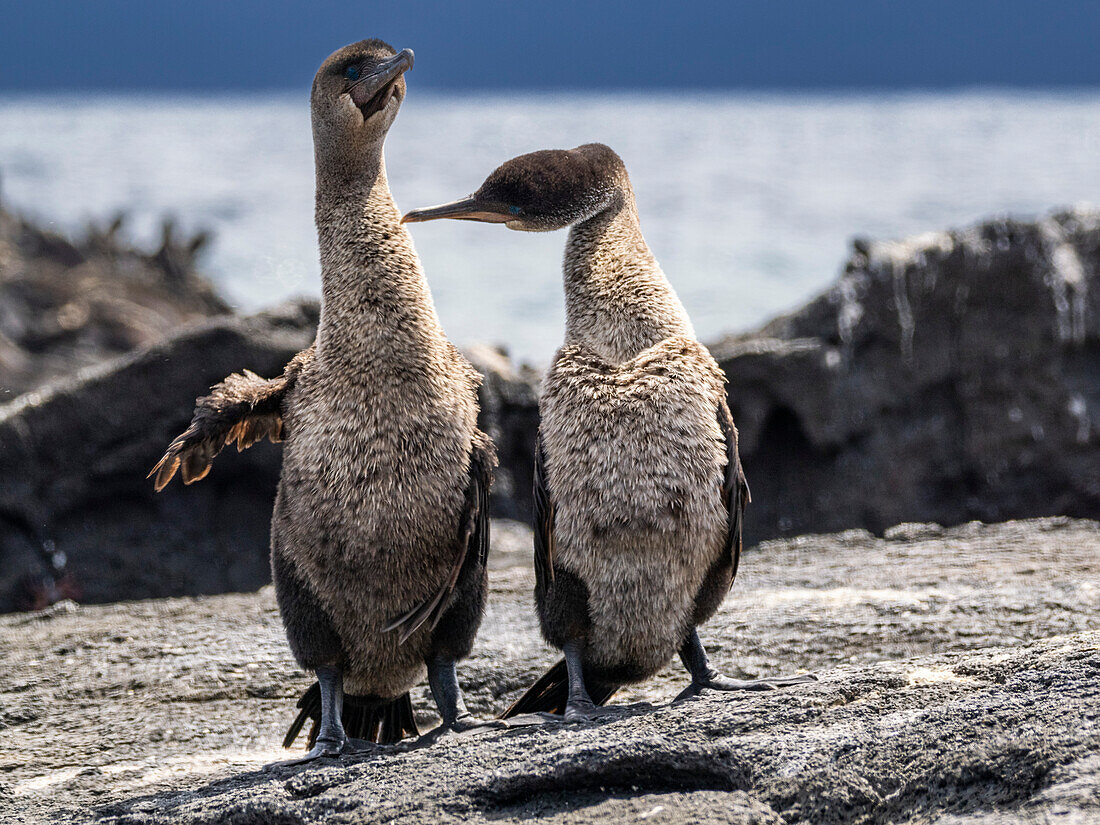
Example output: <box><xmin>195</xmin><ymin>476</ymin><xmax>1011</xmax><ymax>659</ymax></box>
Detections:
<box><xmin>500</xmin><ymin>658</ymin><xmax>619</xmax><ymax>718</ymax></box>
<box><xmin>282</xmin><ymin>682</ymin><xmax>319</xmax><ymax>749</ymax></box>
<box><xmin>283</xmin><ymin>683</ymin><xmax>420</xmax><ymax>749</ymax></box>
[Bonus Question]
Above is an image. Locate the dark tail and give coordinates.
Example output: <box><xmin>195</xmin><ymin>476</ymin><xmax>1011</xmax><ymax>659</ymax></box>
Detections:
<box><xmin>500</xmin><ymin>658</ymin><xmax>620</xmax><ymax>718</ymax></box>
<box><xmin>283</xmin><ymin>683</ymin><xmax>420</xmax><ymax>749</ymax></box>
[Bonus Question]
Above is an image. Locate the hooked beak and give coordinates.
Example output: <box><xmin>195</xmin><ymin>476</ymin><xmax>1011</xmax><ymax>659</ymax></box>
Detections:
<box><xmin>350</xmin><ymin>48</ymin><xmax>414</xmax><ymax>118</ymax></box>
<box><xmin>401</xmin><ymin>197</ymin><xmax>514</xmax><ymax>224</ymax></box>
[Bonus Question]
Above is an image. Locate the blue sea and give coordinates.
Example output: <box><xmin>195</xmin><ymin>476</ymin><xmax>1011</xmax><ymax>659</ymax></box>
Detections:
<box><xmin>1</xmin><ymin>92</ymin><xmax>1098</xmax><ymax>362</ymax></box>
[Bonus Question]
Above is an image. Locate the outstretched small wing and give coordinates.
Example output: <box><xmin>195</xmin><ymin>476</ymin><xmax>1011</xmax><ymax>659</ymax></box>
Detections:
<box><xmin>718</xmin><ymin>399</ymin><xmax>750</xmax><ymax>582</ymax></box>
<box><xmin>149</xmin><ymin>345</ymin><xmax>314</xmax><ymax>491</ymax></box>
<box><xmin>383</xmin><ymin>430</ymin><xmax>497</xmax><ymax>645</ymax></box>
<box><xmin>532</xmin><ymin>431</ymin><xmax>556</xmax><ymax>600</ymax></box>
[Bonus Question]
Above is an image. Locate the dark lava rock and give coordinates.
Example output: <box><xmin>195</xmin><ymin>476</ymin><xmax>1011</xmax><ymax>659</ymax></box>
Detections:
<box><xmin>464</xmin><ymin>344</ymin><xmax>542</xmax><ymax>523</ymax></box>
<box><xmin>717</xmin><ymin>208</ymin><xmax>1100</xmax><ymax>541</ymax></box>
<box><xmin>0</xmin><ymin>205</ymin><xmax>229</xmax><ymax>402</ymax></box>
<box><xmin>2</xmin><ymin>518</ymin><xmax>1096</xmax><ymax>824</ymax></box>
<box><xmin>0</xmin><ymin>302</ymin><xmax>318</xmax><ymax>613</ymax></box>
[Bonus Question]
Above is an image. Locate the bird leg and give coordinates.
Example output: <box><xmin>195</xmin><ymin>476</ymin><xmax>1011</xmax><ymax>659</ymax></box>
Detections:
<box><xmin>561</xmin><ymin>639</ymin><xmax>619</xmax><ymax>722</ymax></box>
<box><xmin>426</xmin><ymin>656</ymin><xmax>505</xmax><ymax>736</ymax></box>
<box><xmin>675</xmin><ymin>629</ymin><xmax>816</xmax><ymax>702</ymax></box>
<box><xmin>266</xmin><ymin>665</ymin><xmax>349</xmax><ymax>768</ymax></box>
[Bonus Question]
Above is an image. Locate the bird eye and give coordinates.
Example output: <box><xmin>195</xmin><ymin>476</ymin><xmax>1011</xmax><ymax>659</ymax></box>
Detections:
<box><xmin>345</xmin><ymin>65</ymin><xmax>360</xmax><ymax>82</ymax></box>
<box><xmin>509</xmin><ymin>206</ymin><xmax>522</xmax><ymax>215</ymax></box>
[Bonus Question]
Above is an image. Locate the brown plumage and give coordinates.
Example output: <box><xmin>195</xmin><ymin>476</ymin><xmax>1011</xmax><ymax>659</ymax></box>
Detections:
<box><xmin>154</xmin><ymin>40</ymin><xmax>500</xmax><ymax>760</ymax></box>
<box><xmin>406</xmin><ymin>144</ymin><xmax>810</xmax><ymax>722</ymax></box>
<box><xmin>537</xmin><ymin>338</ymin><xmax>733</xmax><ymax>677</ymax></box>
<box><xmin>149</xmin><ymin>346</ymin><xmax>314</xmax><ymax>491</ymax></box>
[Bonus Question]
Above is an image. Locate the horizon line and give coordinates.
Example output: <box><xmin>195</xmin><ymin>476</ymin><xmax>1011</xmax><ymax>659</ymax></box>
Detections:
<box><xmin>3</xmin><ymin>83</ymin><xmax>1100</xmax><ymax>98</ymax></box>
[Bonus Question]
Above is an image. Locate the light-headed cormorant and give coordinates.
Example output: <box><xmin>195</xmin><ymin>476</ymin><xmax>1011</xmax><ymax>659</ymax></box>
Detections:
<box><xmin>153</xmin><ymin>40</ymin><xmax>499</xmax><ymax>761</ymax></box>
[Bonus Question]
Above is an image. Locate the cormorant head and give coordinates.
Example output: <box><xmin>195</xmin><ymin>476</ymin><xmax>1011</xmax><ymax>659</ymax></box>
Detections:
<box><xmin>402</xmin><ymin>144</ymin><xmax>628</xmax><ymax>232</ymax></box>
<box><xmin>311</xmin><ymin>40</ymin><xmax>413</xmax><ymax>169</ymax></box>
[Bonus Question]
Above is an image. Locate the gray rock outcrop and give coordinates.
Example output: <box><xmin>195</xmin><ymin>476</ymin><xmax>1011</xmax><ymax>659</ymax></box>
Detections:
<box><xmin>719</xmin><ymin>208</ymin><xmax>1099</xmax><ymax>540</ymax></box>
<box><xmin>0</xmin><ymin>302</ymin><xmax>317</xmax><ymax>612</ymax></box>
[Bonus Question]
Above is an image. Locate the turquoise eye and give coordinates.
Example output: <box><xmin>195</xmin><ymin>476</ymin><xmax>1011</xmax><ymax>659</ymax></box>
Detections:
<box><xmin>345</xmin><ymin>65</ymin><xmax>360</xmax><ymax>81</ymax></box>
<box><xmin>509</xmin><ymin>206</ymin><xmax>522</xmax><ymax>215</ymax></box>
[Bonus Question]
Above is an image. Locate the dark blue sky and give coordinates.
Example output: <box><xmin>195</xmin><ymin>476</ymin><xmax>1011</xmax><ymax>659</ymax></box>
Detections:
<box><xmin>3</xmin><ymin>0</ymin><xmax>1099</xmax><ymax>91</ymax></box>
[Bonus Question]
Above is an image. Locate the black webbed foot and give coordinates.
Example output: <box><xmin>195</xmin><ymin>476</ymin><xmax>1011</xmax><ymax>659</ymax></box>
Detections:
<box><xmin>425</xmin><ymin>657</ymin><xmax>506</xmax><ymax>741</ymax></box>
<box><xmin>563</xmin><ymin>697</ymin><xmax>631</xmax><ymax>723</ymax></box>
<box><xmin>677</xmin><ymin>629</ymin><xmax>816</xmax><ymax>703</ymax></box>
<box><xmin>267</xmin><ymin>665</ymin><xmax>352</xmax><ymax>769</ymax></box>
<box><xmin>446</xmin><ymin>713</ymin><xmax>508</xmax><ymax>735</ymax></box>
<box><xmin>674</xmin><ymin>672</ymin><xmax>817</xmax><ymax>702</ymax></box>
<box><xmin>420</xmin><ymin>713</ymin><xmax>508</xmax><ymax>744</ymax></box>
<box><xmin>264</xmin><ymin>736</ymin><xmax>345</xmax><ymax>769</ymax></box>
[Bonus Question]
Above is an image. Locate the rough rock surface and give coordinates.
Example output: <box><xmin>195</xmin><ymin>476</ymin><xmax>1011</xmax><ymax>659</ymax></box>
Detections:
<box><xmin>0</xmin><ymin>205</ymin><xmax>229</xmax><ymax>402</ymax></box>
<box><xmin>717</xmin><ymin>207</ymin><xmax>1100</xmax><ymax>542</ymax></box>
<box><xmin>2</xmin><ymin>518</ymin><xmax>1097</xmax><ymax>824</ymax></box>
<box><xmin>0</xmin><ymin>302</ymin><xmax>318</xmax><ymax>612</ymax></box>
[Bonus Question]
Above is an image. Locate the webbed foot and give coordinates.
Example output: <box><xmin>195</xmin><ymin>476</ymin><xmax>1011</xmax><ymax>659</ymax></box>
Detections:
<box><xmin>425</xmin><ymin>658</ymin><xmax>505</xmax><ymax>741</ymax></box>
<box><xmin>264</xmin><ymin>736</ymin><xmax>344</xmax><ymax>769</ymax></box>
<box><xmin>677</xmin><ymin>629</ymin><xmax>816</xmax><ymax>703</ymax></box>
<box><xmin>447</xmin><ymin>713</ymin><xmax>508</xmax><ymax>735</ymax></box>
<box><xmin>674</xmin><ymin>672</ymin><xmax>817</xmax><ymax>702</ymax></box>
<box><xmin>419</xmin><ymin>713</ymin><xmax>507</xmax><ymax>744</ymax></box>
<box><xmin>563</xmin><ymin>697</ymin><xmax>625</xmax><ymax>723</ymax></box>
<box><xmin>267</xmin><ymin>665</ymin><xmax>354</xmax><ymax>769</ymax></box>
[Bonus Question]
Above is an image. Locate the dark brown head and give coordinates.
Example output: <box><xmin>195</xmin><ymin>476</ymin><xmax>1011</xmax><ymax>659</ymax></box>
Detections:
<box><xmin>402</xmin><ymin>144</ymin><xmax>628</xmax><ymax>231</ymax></box>
<box><xmin>311</xmin><ymin>40</ymin><xmax>414</xmax><ymax>175</ymax></box>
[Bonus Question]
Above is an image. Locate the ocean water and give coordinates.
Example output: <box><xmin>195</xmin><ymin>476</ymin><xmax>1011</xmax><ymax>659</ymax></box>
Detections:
<box><xmin>1</xmin><ymin>92</ymin><xmax>1098</xmax><ymax>363</ymax></box>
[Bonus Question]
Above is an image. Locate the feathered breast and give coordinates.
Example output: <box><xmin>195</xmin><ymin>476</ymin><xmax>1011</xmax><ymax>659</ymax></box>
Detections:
<box><xmin>539</xmin><ymin>336</ymin><xmax>728</xmax><ymax>539</ymax></box>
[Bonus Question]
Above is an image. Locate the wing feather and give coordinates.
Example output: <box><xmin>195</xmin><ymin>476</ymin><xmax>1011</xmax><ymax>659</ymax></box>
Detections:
<box><xmin>149</xmin><ymin>345</ymin><xmax>314</xmax><ymax>491</ymax></box>
<box><xmin>717</xmin><ymin>399</ymin><xmax>750</xmax><ymax>582</ymax></box>
<box><xmin>532</xmin><ymin>432</ymin><xmax>556</xmax><ymax>599</ymax></box>
<box><xmin>384</xmin><ymin>430</ymin><xmax>497</xmax><ymax>644</ymax></box>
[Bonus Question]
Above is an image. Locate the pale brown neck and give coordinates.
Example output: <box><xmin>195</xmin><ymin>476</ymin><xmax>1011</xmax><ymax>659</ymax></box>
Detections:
<box><xmin>313</xmin><ymin>153</ymin><xmax>449</xmax><ymax>373</ymax></box>
<box><xmin>563</xmin><ymin>189</ymin><xmax>694</xmax><ymax>363</ymax></box>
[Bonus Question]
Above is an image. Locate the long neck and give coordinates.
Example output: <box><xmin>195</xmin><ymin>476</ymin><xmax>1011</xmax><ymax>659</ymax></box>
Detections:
<box><xmin>563</xmin><ymin>190</ymin><xmax>694</xmax><ymax>363</ymax></box>
<box><xmin>313</xmin><ymin>152</ymin><xmax>448</xmax><ymax>373</ymax></box>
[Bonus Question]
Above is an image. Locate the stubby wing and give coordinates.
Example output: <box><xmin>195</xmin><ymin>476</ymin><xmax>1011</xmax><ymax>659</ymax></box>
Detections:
<box><xmin>149</xmin><ymin>345</ymin><xmax>314</xmax><ymax>491</ymax></box>
<box><xmin>718</xmin><ymin>399</ymin><xmax>750</xmax><ymax>582</ymax></box>
<box><xmin>532</xmin><ymin>431</ymin><xmax>556</xmax><ymax>600</ymax></box>
<box><xmin>384</xmin><ymin>429</ymin><xmax>497</xmax><ymax>645</ymax></box>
